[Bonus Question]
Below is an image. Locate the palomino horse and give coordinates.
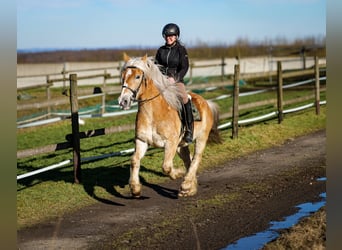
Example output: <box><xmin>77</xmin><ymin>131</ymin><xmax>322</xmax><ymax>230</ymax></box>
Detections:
<box><xmin>118</xmin><ymin>54</ymin><xmax>221</xmax><ymax>197</ymax></box>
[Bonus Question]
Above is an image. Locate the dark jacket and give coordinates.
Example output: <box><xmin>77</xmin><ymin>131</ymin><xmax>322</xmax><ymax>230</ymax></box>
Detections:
<box><xmin>155</xmin><ymin>42</ymin><xmax>189</xmax><ymax>82</ymax></box>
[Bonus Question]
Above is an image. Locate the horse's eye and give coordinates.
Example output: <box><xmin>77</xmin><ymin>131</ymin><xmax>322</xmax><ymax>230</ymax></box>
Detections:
<box><xmin>136</xmin><ymin>75</ymin><xmax>141</xmax><ymax>80</ymax></box>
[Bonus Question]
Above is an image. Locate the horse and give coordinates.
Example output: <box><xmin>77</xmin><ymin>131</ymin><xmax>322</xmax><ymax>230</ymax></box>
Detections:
<box><xmin>118</xmin><ymin>53</ymin><xmax>222</xmax><ymax>197</ymax></box>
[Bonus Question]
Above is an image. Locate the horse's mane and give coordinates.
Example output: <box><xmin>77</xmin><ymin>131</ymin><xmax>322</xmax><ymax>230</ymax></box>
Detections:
<box><xmin>123</xmin><ymin>56</ymin><xmax>183</xmax><ymax>111</ymax></box>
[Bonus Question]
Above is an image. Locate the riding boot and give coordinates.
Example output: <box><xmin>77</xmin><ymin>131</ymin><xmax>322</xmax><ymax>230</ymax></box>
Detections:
<box><xmin>182</xmin><ymin>101</ymin><xmax>194</xmax><ymax>143</ymax></box>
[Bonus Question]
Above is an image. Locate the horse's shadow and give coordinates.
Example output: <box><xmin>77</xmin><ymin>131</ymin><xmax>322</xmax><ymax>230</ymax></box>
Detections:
<box><xmin>140</xmin><ymin>174</ymin><xmax>179</xmax><ymax>199</ymax></box>
<box><xmin>17</xmin><ymin>155</ymin><xmax>179</xmax><ymax>207</ymax></box>
<box><xmin>80</xmin><ymin>163</ymin><xmax>179</xmax><ymax>205</ymax></box>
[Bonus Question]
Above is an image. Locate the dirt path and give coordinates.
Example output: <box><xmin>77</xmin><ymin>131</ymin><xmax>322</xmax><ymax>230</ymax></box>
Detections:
<box><xmin>17</xmin><ymin>130</ymin><xmax>326</xmax><ymax>249</ymax></box>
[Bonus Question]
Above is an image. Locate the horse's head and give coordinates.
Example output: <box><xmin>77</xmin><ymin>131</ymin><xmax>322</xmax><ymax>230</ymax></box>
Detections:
<box><xmin>118</xmin><ymin>53</ymin><xmax>147</xmax><ymax>110</ymax></box>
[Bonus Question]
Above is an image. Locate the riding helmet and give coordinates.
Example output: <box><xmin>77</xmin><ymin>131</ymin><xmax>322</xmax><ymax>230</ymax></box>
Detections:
<box><xmin>162</xmin><ymin>23</ymin><xmax>180</xmax><ymax>38</ymax></box>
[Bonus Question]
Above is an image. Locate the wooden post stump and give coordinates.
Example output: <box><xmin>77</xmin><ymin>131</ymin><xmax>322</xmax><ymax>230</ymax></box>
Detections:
<box><xmin>69</xmin><ymin>74</ymin><xmax>81</xmax><ymax>183</ymax></box>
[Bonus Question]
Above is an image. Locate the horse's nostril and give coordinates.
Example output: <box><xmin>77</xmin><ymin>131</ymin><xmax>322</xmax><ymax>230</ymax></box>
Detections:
<box><xmin>119</xmin><ymin>97</ymin><xmax>130</xmax><ymax>109</ymax></box>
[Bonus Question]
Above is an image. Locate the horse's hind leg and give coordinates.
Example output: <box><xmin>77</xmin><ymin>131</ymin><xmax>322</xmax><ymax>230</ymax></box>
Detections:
<box><xmin>130</xmin><ymin>139</ymin><xmax>148</xmax><ymax>198</ymax></box>
<box><xmin>177</xmin><ymin>146</ymin><xmax>192</xmax><ymax>170</ymax></box>
<box><xmin>163</xmin><ymin>143</ymin><xmax>185</xmax><ymax>180</ymax></box>
<box><xmin>179</xmin><ymin>139</ymin><xmax>206</xmax><ymax>197</ymax></box>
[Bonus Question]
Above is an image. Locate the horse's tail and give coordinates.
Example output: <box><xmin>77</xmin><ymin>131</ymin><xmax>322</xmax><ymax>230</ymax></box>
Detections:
<box><xmin>207</xmin><ymin>100</ymin><xmax>223</xmax><ymax>144</ymax></box>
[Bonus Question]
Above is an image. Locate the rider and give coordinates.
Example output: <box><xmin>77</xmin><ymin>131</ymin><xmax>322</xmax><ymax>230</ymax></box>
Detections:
<box><xmin>155</xmin><ymin>23</ymin><xmax>194</xmax><ymax>143</ymax></box>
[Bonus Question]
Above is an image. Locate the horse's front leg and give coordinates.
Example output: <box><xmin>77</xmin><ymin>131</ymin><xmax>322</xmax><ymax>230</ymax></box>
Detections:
<box><xmin>130</xmin><ymin>139</ymin><xmax>148</xmax><ymax>198</ymax></box>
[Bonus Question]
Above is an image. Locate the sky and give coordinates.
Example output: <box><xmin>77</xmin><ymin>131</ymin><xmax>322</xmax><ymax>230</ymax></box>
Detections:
<box><xmin>17</xmin><ymin>0</ymin><xmax>326</xmax><ymax>51</ymax></box>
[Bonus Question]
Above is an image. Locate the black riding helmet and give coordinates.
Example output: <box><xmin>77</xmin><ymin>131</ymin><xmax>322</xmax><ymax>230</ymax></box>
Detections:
<box><xmin>162</xmin><ymin>23</ymin><xmax>180</xmax><ymax>38</ymax></box>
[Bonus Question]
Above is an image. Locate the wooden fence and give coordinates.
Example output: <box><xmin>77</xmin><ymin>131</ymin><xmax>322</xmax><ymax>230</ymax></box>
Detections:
<box><xmin>17</xmin><ymin>59</ymin><xmax>229</xmax><ymax>116</ymax></box>
<box><xmin>17</xmin><ymin>56</ymin><xmax>323</xmax><ymax>118</ymax></box>
<box><xmin>17</xmin><ymin>57</ymin><xmax>326</xmax><ymax>182</ymax></box>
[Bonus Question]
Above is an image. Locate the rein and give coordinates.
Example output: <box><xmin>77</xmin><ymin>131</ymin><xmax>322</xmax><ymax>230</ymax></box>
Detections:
<box><xmin>122</xmin><ymin>66</ymin><xmax>161</xmax><ymax>104</ymax></box>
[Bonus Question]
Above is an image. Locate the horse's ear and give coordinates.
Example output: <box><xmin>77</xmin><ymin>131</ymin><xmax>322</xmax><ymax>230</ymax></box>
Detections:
<box><xmin>142</xmin><ymin>54</ymin><xmax>148</xmax><ymax>62</ymax></box>
<box><xmin>123</xmin><ymin>52</ymin><xmax>130</xmax><ymax>62</ymax></box>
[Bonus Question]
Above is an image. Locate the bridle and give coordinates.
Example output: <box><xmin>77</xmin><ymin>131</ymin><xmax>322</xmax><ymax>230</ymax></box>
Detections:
<box><xmin>121</xmin><ymin>66</ymin><xmax>144</xmax><ymax>100</ymax></box>
<box><xmin>121</xmin><ymin>66</ymin><xmax>161</xmax><ymax>103</ymax></box>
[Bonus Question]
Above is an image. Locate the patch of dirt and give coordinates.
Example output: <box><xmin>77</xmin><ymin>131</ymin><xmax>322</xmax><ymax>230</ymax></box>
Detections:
<box><xmin>17</xmin><ymin>130</ymin><xmax>326</xmax><ymax>249</ymax></box>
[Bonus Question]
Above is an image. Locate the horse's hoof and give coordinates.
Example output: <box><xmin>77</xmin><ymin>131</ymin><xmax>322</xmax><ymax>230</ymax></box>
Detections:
<box><xmin>162</xmin><ymin>167</ymin><xmax>171</xmax><ymax>175</ymax></box>
<box><xmin>130</xmin><ymin>183</ymin><xmax>142</xmax><ymax>198</ymax></box>
<box><xmin>178</xmin><ymin>187</ymin><xmax>197</xmax><ymax>197</ymax></box>
<box><xmin>169</xmin><ymin>168</ymin><xmax>185</xmax><ymax>180</ymax></box>
<box><xmin>179</xmin><ymin>180</ymin><xmax>197</xmax><ymax>197</ymax></box>
<box><xmin>132</xmin><ymin>193</ymin><xmax>141</xmax><ymax>199</ymax></box>
<box><xmin>178</xmin><ymin>190</ymin><xmax>188</xmax><ymax>197</ymax></box>
<box><xmin>178</xmin><ymin>189</ymin><xmax>197</xmax><ymax>197</ymax></box>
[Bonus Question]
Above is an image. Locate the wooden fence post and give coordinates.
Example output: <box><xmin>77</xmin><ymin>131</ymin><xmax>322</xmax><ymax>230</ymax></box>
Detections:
<box><xmin>301</xmin><ymin>46</ymin><xmax>306</xmax><ymax>69</ymax></box>
<box><xmin>232</xmin><ymin>64</ymin><xmax>240</xmax><ymax>139</ymax></box>
<box><xmin>189</xmin><ymin>62</ymin><xmax>194</xmax><ymax>84</ymax></box>
<box><xmin>221</xmin><ymin>57</ymin><xmax>225</xmax><ymax>82</ymax></box>
<box><xmin>69</xmin><ymin>74</ymin><xmax>82</xmax><ymax>184</ymax></box>
<box><xmin>314</xmin><ymin>56</ymin><xmax>320</xmax><ymax>115</ymax></box>
<box><xmin>46</xmin><ymin>75</ymin><xmax>51</xmax><ymax>117</ymax></box>
<box><xmin>102</xmin><ymin>69</ymin><xmax>107</xmax><ymax>114</ymax></box>
<box><xmin>277</xmin><ymin>61</ymin><xmax>283</xmax><ymax>124</ymax></box>
<box><xmin>62</xmin><ymin>63</ymin><xmax>67</xmax><ymax>89</ymax></box>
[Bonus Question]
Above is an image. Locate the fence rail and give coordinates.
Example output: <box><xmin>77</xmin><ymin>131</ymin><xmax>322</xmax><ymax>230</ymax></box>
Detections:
<box><xmin>16</xmin><ymin>62</ymin><xmax>326</xmax><ymax>121</ymax></box>
<box><xmin>17</xmin><ymin>57</ymin><xmax>326</xmax><ymax>182</ymax></box>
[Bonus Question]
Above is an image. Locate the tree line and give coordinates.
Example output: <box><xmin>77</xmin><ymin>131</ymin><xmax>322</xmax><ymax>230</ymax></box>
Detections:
<box><xmin>17</xmin><ymin>36</ymin><xmax>326</xmax><ymax>63</ymax></box>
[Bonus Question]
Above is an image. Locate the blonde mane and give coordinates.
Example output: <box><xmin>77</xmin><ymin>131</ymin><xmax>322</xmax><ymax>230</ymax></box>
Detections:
<box><xmin>123</xmin><ymin>56</ymin><xmax>183</xmax><ymax>111</ymax></box>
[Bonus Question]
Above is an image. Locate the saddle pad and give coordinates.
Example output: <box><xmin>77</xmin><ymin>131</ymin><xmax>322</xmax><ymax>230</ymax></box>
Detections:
<box><xmin>191</xmin><ymin>100</ymin><xmax>201</xmax><ymax>121</ymax></box>
<box><xmin>188</xmin><ymin>94</ymin><xmax>201</xmax><ymax>121</ymax></box>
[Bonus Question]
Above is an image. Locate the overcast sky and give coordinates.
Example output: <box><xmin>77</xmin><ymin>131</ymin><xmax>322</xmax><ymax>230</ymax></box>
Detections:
<box><xmin>17</xmin><ymin>0</ymin><xmax>326</xmax><ymax>50</ymax></box>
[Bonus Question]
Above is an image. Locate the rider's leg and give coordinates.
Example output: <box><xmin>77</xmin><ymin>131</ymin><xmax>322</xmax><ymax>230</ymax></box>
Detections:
<box><xmin>176</xmin><ymin>82</ymin><xmax>194</xmax><ymax>143</ymax></box>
